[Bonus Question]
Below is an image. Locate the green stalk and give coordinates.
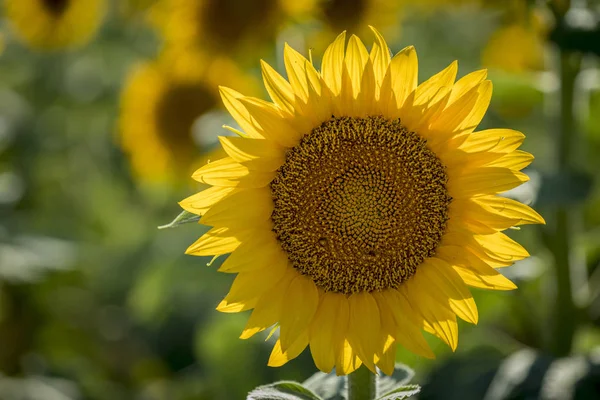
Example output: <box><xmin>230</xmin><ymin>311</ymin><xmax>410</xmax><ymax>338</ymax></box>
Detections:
<box><xmin>347</xmin><ymin>366</ymin><xmax>377</xmax><ymax>400</ymax></box>
<box><xmin>549</xmin><ymin>48</ymin><xmax>582</xmax><ymax>356</ymax></box>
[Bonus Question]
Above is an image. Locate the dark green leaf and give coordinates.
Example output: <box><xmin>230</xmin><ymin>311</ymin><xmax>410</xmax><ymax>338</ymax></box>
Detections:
<box><xmin>376</xmin><ymin>384</ymin><xmax>420</xmax><ymax>400</ymax></box>
<box><xmin>157</xmin><ymin>210</ymin><xmax>199</xmax><ymax>229</ymax></box>
<box><xmin>303</xmin><ymin>372</ymin><xmax>345</xmax><ymax>400</ymax></box>
<box><xmin>377</xmin><ymin>363</ymin><xmax>415</xmax><ymax>395</ymax></box>
<box><xmin>247</xmin><ymin>381</ymin><xmax>322</xmax><ymax>400</ymax></box>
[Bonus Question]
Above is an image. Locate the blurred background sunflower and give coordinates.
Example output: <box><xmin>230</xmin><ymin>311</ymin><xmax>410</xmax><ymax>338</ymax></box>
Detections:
<box><xmin>149</xmin><ymin>0</ymin><xmax>316</xmax><ymax>58</ymax></box>
<box><xmin>119</xmin><ymin>50</ymin><xmax>258</xmax><ymax>184</ymax></box>
<box><xmin>1</xmin><ymin>0</ymin><xmax>600</xmax><ymax>399</ymax></box>
<box><xmin>3</xmin><ymin>0</ymin><xmax>107</xmax><ymax>50</ymax></box>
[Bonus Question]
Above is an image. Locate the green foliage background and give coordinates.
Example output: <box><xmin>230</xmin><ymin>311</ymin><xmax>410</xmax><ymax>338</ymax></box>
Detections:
<box><xmin>1</xmin><ymin>0</ymin><xmax>600</xmax><ymax>399</ymax></box>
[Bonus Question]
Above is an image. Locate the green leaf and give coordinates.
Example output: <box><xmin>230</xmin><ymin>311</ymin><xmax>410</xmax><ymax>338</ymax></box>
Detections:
<box><xmin>157</xmin><ymin>210</ymin><xmax>199</xmax><ymax>229</ymax></box>
<box><xmin>377</xmin><ymin>363</ymin><xmax>415</xmax><ymax>395</ymax></box>
<box><xmin>303</xmin><ymin>372</ymin><xmax>345</xmax><ymax>400</ymax></box>
<box><xmin>247</xmin><ymin>381</ymin><xmax>322</xmax><ymax>400</ymax></box>
<box><xmin>376</xmin><ymin>384</ymin><xmax>421</xmax><ymax>400</ymax></box>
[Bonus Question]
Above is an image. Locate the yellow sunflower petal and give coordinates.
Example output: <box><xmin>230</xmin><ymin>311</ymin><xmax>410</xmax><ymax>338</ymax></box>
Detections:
<box><xmin>371</xmin><ymin>291</ymin><xmax>396</xmax><ymax>337</ymax></box>
<box><xmin>218</xmin><ymin>232</ymin><xmax>282</xmax><ymax>273</ymax></box>
<box><xmin>436</xmin><ymin>246</ymin><xmax>517</xmax><ymax>291</ymax></box>
<box><xmin>485</xmin><ymin>150</ymin><xmax>534</xmax><ymax>170</ymax></box>
<box><xmin>216</xmin><ymin>297</ymin><xmax>258</xmax><ymax>313</ymax></box>
<box><xmin>358</xmin><ymin>59</ymin><xmax>377</xmax><ymax>116</ymax></box>
<box><xmin>474</xmin><ymin>196</ymin><xmax>545</xmax><ymax>225</ymax></box>
<box><xmin>219</xmin><ymin>87</ymin><xmax>264</xmax><ymax>139</ymax></box>
<box><xmin>449</xmin><ymin>69</ymin><xmax>488</xmax><ymax>103</ymax></box>
<box><xmin>218</xmin><ymin>136</ymin><xmax>285</xmax><ymax>171</ymax></box>
<box><xmin>280</xmin><ymin>274</ymin><xmax>319</xmax><ymax>352</ymax></box>
<box><xmin>179</xmin><ymin>187</ymin><xmax>238</xmax><ymax>216</ymax></box>
<box><xmin>376</xmin><ymin>336</ymin><xmax>397</xmax><ymax>376</ymax></box>
<box><xmin>413</xmin><ymin>61</ymin><xmax>458</xmax><ymax>106</ymax></box>
<box><xmin>368</xmin><ymin>26</ymin><xmax>392</xmax><ymax>88</ymax></box>
<box><xmin>428</xmin><ymin>82</ymin><xmax>481</xmax><ymax>138</ymax></box>
<box><xmin>185</xmin><ymin>226</ymin><xmax>244</xmax><ymax>256</ymax></box>
<box><xmin>192</xmin><ymin>157</ymin><xmax>275</xmax><ymax>188</ymax></box>
<box><xmin>268</xmin><ymin>330</ymin><xmax>309</xmax><ymax>367</ymax></box>
<box><xmin>473</xmin><ymin>231</ymin><xmax>530</xmax><ymax>260</ymax></box>
<box><xmin>347</xmin><ymin>292</ymin><xmax>382</xmax><ymax>373</ymax></box>
<box><xmin>218</xmin><ymin>262</ymin><xmax>289</xmax><ymax>308</ymax></box>
<box><xmin>385</xmin><ymin>289</ymin><xmax>435</xmax><ymax>359</ymax></box>
<box><xmin>309</xmin><ymin>292</ymin><xmax>349</xmax><ymax>373</ymax></box>
<box><xmin>240</xmin><ymin>270</ymin><xmax>295</xmax><ymax>339</ymax></box>
<box><xmin>454</xmin><ymin>264</ymin><xmax>517</xmax><ymax>291</ymax></box>
<box><xmin>239</xmin><ymin>97</ymin><xmax>302</xmax><ymax>147</ymax></box>
<box><xmin>448</xmin><ymin>167</ymin><xmax>529</xmax><ymax>198</ymax></box>
<box><xmin>371</xmin><ymin>293</ymin><xmax>399</xmax><ymax>375</ymax></box>
<box><xmin>345</xmin><ymin>34</ymin><xmax>370</xmax><ymax>98</ymax></box>
<box><xmin>336</xmin><ymin>340</ymin><xmax>362</xmax><ymax>376</ymax></box>
<box><xmin>450</xmin><ymin>198</ymin><xmax>521</xmax><ymax>232</ymax></box>
<box><xmin>404</xmin><ymin>279</ymin><xmax>459</xmax><ymax>350</ymax></box>
<box><xmin>284</xmin><ymin>43</ymin><xmax>310</xmax><ymax>101</ymax></box>
<box><xmin>423</xmin><ymin>258</ymin><xmax>479</xmax><ymax>324</ymax></box>
<box><xmin>302</xmin><ymin>59</ymin><xmax>334</xmax><ymax>124</ymax></box>
<box><xmin>455</xmin><ymin>80</ymin><xmax>493</xmax><ymax>134</ymax></box>
<box><xmin>459</xmin><ymin>128</ymin><xmax>525</xmax><ymax>153</ymax></box>
<box><xmin>321</xmin><ymin>31</ymin><xmax>347</xmax><ymax>95</ymax></box>
<box><xmin>200</xmin><ymin>188</ymin><xmax>273</xmax><ymax>229</ymax></box>
<box><xmin>260</xmin><ymin>59</ymin><xmax>295</xmax><ymax>114</ymax></box>
<box><xmin>442</xmin><ymin>230</ymin><xmax>515</xmax><ymax>268</ymax></box>
<box><xmin>385</xmin><ymin>45</ymin><xmax>418</xmax><ymax>112</ymax></box>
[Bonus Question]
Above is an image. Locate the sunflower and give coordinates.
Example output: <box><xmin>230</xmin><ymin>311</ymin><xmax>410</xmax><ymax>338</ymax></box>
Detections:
<box><xmin>150</xmin><ymin>0</ymin><xmax>314</xmax><ymax>54</ymax></box>
<box><xmin>481</xmin><ymin>12</ymin><xmax>546</xmax><ymax>74</ymax></box>
<box><xmin>4</xmin><ymin>0</ymin><xmax>106</xmax><ymax>51</ymax></box>
<box><xmin>181</xmin><ymin>28</ymin><xmax>544</xmax><ymax>375</ymax></box>
<box><xmin>311</xmin><ymin>0</ymin><xmax>402</xmax><ymax>53</ymax></box>
<box><xmin>119</xmin><ymin>50</ymin><xmax>257</xmax><ymax>183</ymax></box>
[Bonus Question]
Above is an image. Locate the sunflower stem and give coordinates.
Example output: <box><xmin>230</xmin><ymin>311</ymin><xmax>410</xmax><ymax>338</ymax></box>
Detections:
<box><xmin>347</xmin><ymin>366</ymin><xmax>377</xmax><ymax>400</ymax></box>
<box><xmin>548</xmin><ymin>39</ymin><xmax>582</xmax><ymax>356</ymax></box>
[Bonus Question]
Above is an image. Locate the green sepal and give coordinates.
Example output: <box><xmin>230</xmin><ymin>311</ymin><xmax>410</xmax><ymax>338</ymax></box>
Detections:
<box><xmin>157</xmin><ymin>210</ymin><xmax>200</xmax><ymax>229</ymax></box>
<box><xmin>247</xmin><ymin>380</ymin><xmax>322</xmax><ymax>400</ymax></box>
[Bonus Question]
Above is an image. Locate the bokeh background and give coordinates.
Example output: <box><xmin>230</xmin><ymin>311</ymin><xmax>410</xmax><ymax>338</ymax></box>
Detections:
<box><xmin>1</xmin><ymin>0</ymin><xmax>600</xmax><ymax>399</ymax></box>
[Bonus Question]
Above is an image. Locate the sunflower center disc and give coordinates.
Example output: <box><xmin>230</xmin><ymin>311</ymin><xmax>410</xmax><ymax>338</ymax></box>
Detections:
<box><xmin>270</xmin><ymin>116</ymin><xmax>451</xmax><ymax>294</ymax></box>
<box><xmin>43</xmin><ymin>0</ymin><xmax>69</xmax><ymax>15</ymax></box>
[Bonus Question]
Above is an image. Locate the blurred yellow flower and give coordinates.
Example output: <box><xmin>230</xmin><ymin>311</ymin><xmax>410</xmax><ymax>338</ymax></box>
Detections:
<box><xmin>313</xmin><ymin>0</ymin><xmax>401</xmax><ymax>48</ymax></box>
<box><xmin>482</xmin><ymin>22</ymin><xmax>545</xmax><ymax>73</ymax></box>
<box><xmin>482</xmin><ymin>1</ymin><xmax>546</xmax><ymax>73</ymax></box>
<box><xmin>119</xmin><ymin>50</ymin><xmax>257</xmax><ymax>183</ymax></box>
<box><xmin>4</xmin><ymin>0</ymin><xmax>106</xmax><ymax>51</ymax></box>
<box><xmin>182</xmin><ymin>28</ymin><xmax>544</xmax><ymax>375</ymax></box>
<box><xmin>151</xmin><ymin>0</ymin><xmax>315</xmax><ymax>54</ymax></box>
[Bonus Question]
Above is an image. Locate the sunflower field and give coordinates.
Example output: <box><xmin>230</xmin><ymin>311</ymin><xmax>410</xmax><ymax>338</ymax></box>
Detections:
<box><xmin>2</xmin><ymin>0</ymin><xmax>600</xmax><ymax>399</ymax></box>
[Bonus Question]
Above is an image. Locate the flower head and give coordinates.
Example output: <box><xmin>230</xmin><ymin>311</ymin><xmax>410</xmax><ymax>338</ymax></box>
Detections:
<box><xmin>181</xmin><ymin>28</ymin><xmax>544</xmax><ymax>375</ymax></box>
